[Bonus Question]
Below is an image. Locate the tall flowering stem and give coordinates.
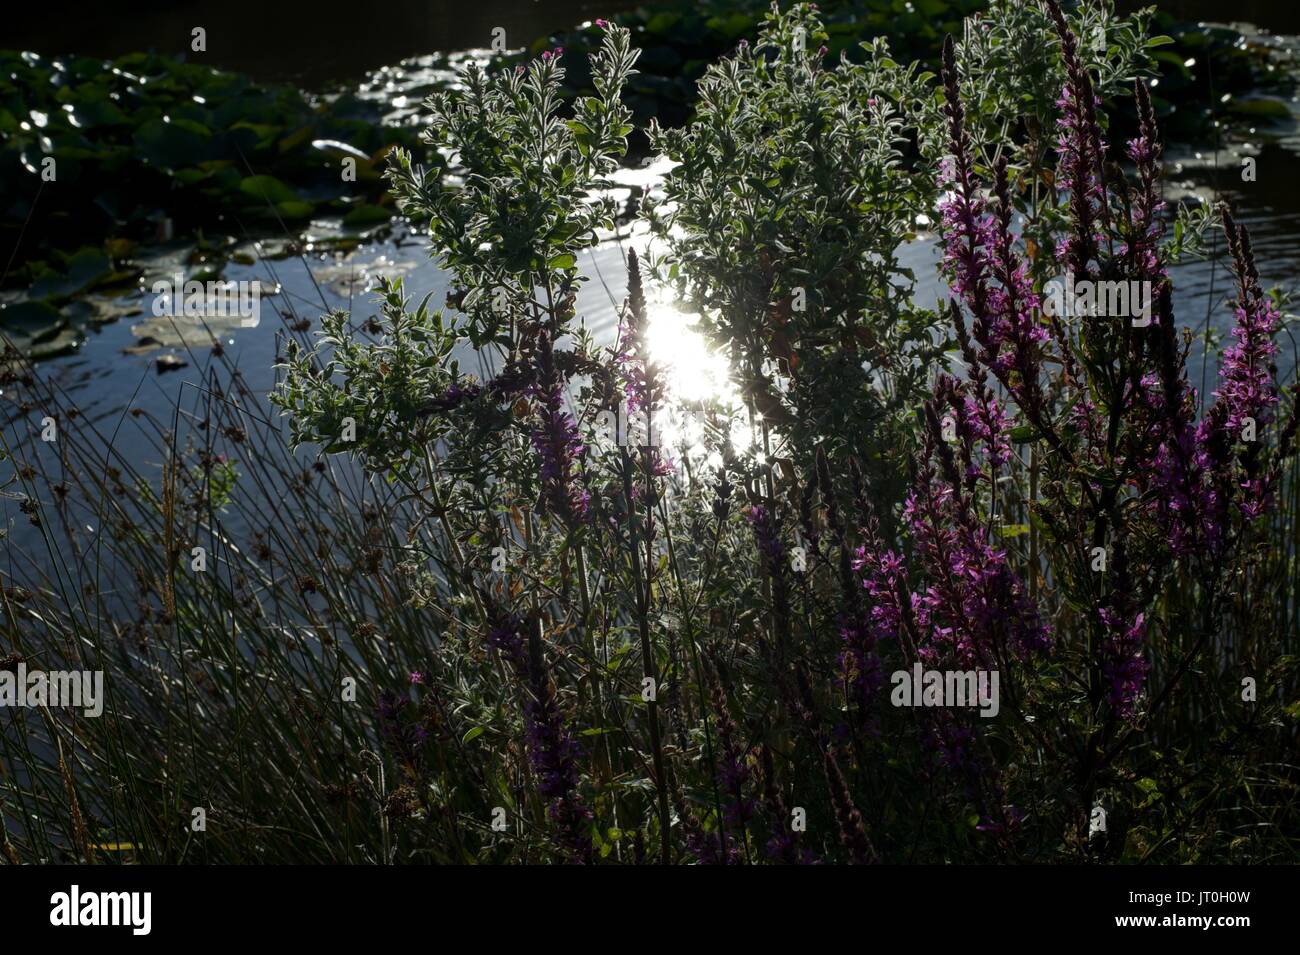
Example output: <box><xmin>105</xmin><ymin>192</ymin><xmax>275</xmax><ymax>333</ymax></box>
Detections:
<box><xmin>939</xmin><ymin>38</ymin><xmax>1055</xmax><ymax>456</ymax></box>
<box><xmin>759</xmin><ymin>746</ymin><xmax>817</xmax><ymax>864</ymax></box>
<box><xmin>1218</xmin><ymin>210</ymin><xmax>1281</xmax><ymax>517</ymax></box>
<box><xmin>706</xmin><ymin>663</ymin><xmax>756</xmax><ymax>863</ymax></box>
<box><xmin>1046</xmin><ymin>0</ymin><xmax>1109</xmax><ymax>278</ymax></box>
<box><xmin>530</xmin><ymin>337</ymin><xmax>590</xmax><ymax>525</ymax></box>
<box><xmin>486</xmin><ymin>609</ymin><xmax>592</xmax><ymax>863</ymax></box>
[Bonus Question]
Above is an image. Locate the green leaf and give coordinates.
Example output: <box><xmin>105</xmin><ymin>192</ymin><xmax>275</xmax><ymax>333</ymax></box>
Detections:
<box><xmin>462</xmin><ymin>726</ymin><xmax>485</xmax><ymax>744</ymax></box>
<box><xmin>28</xmin><ymin>248</ymin><xmax>113</xmax><ymax>300</ymax></box>
<box><xmin>276</xmin><ymin>199</ymin><xmax>315</xmax><ymax>220</ymax></box>
<box><xmin>239</xmin><ymin>174</ymin><xmax>298</xmax><ymax>205</ymax></box>
<box><xmin>134</xmin><ymin>118</ymin><xmax>212</xmax><ymax>170</ymax></box>
<box><xmin>0</xmin><ymin>300</ymin><xmax>66</xmax><ymax>340</ymax></box>
<box><xmin>1227</xmin><ymin>98</ymin><xmax>1291</xmax><ymax>121</ymax></box>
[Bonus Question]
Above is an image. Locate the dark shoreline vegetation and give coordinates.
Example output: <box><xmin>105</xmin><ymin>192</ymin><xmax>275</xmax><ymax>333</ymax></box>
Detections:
<box><xmin>2</xmin><ymin>1</ymin><xmax>1299</xmax><ymax>865</ymax></box>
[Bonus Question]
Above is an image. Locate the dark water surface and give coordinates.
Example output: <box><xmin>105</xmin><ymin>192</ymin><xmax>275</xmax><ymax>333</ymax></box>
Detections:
<box><xmin>1119</xmin><ymin>0</ymin><xmax>1300</xmax><ymax>35</ymax></box>
<box><xmin>4</xmin><ymin>7</ymin><xmax>1300</xmax><ymax>560</ymax></box>
<box><xmin>5</xmin><ymin>0</ymin><xmax>659</xmax><ymax>88</ymax></box>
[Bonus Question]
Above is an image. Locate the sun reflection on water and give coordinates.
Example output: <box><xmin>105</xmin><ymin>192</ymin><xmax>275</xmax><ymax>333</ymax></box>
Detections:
<box><xmin>640</xmin><ymin>296</ymin><xmax>755</xmax><ymax>464</ymax></box>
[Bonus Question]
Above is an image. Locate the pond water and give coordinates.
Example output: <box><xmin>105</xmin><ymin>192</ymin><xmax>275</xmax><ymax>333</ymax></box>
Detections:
<box><xmin>6</xmin><ymin>0</ymin><xmax>657</xmax><ymax>89</ymax></box>
<box><xmin>4</xmin><ymin>15</ymin><xmax>1300</xmax><ymax>560</ymax></box>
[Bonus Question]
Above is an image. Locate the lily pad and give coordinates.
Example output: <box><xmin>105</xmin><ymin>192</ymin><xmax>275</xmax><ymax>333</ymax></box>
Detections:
<box><xmin>276</xmin><ymin>199</ymin><xmax>317</xmax><ymax>220</ymax></box>
<box><xmin>122</xmin><ymin>335</ymin><xmax>163</xmax><ymax>355</ymax></box>
<box><xmin>28</xmin><ymin>248</ymin><xmax>114</xmax><ymax>300</ymax></box>
<box><xmin>240</xmin><ymin>174</ymin><xmax>299</xmax><ymax>205</ymax></box>
<box><xmin>0</xmin><ymin>301</ymin><xmax>66</xmax><ymax>340</ymax></box>
<box><xmin>134</xmin><ymin>117</ymin><xmax>213</xmax><ymax>170</ymax></box>
<box><xmin>1226</xmin><ymin>97</ymin><xmax>1293</xmax><ymax>122</ymax></box>
<box><xmin>28</xmin><ymin>327</ymin><xmax>82</xmax><ymax>359</ymax></box>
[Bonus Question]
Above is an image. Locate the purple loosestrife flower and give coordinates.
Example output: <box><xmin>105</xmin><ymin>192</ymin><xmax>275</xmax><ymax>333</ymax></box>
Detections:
<box><xmin>987</xmin><ymin>160</ymin><xmax>1050</xmax><ymax>388</ymax></box>
<box><xmin>816</xmin><ymin>448</ymin><xmax>889</xmax><ymax>731</ymax></box>
<box><xmin>759</xmin><ymin>746</ymin><xmax>817</xmax><ymax>864</ymax></box>
<box><xmin>976</xmin><ymin>805</ymin><xmax>1026</xmax><ymax>835</ymax></box>
<box><xmin>1217</xmin><ymin>213</ymin><xmax>1281</xmax><ymax>443</ymax></box>
<box><xmin>1147</xmin><ymin>279</ymin><xmax>1217</xmax><ymax>555</ymax></box>
<box><xmin>786</xmin><ymin>673</ymin><xmax>876</xmax><ymax>864</ymax></box>
<box><xmin>837</xmin><ymin>616</ymin><xmax>883</xmax><ymax>723</ymax></box>
<box><xmin>1124</xmin><ymin>80</ymin><xmax>1168</xmax><ymax>285</ymax></box>
<box><xmin>934</xmin><ymin>374</ymin><xmax>1011</xmax><ymax>491</ymax></box>
<box><xmin>487</xmin><ymin>612</ymin><xmax>593</xmax><ymax>862</ymax></box>
<box><xmin>527</xmin><ymin>335</ymin><xmax>590</xmax><ymax>527</ymax></box>
<box><xmin>1211</xmin><ymin>214</ymin><xmax>1281</xmax><ymax>523</ymax></box>
<box><xmin>938</xmin><ymin>36</ymin><xmax>1000</xmax><ymax>336</ymax></box>
<box><xmin>902</xmin><ymin>392</ymin><xmax>1050</xmax><ymax>668</ymax></box>
<box><xmin>1098</xmin><ymin>608</ymin><xmax>1149</xmax><ymax>719</ymax></box>
<box><xmin>1218</xmin><ymin>298</ymin><xmax>1281</xmax><ymax>437</ymax></box>
<box><xmin>746</xmin><ymin>504</ymin><xmax>783</xmax><ymax>566</ymax></box>
<box><xmin>529</xmin><ymin>376</ymin><xmax>591</xmax><ymax>524</ymax></box>
<box><xmin>1047</xmin><ymin>0</ymin><xmax>1108</xmax><ymax>279</ymax></box>
<box><xmin>767</xmin><ymin>654</ymin><xmax>878</xmax><ymax>863</ymax></box>
<box><xmin>821</xmin><ymin>737</ymin><xmax>876</xmax><ymax>864</ymax></box>
<box><xmin>614</xmin><ymin>249</ymin><xmax>673</xmax><ymax>481</ymax></box>
<box><xmin>675</xmin><ymin>794</ymin><xmax>732</xmax><ymax>865</ymax></box>
<box><xmin>613</xmin><ymin>316</ymin><xmax>647</xmax><ymax>417</ymax></box>
<box><xmin>418</xmin><ymin>378</ymin><xmax>483</xmax><ymax>414</ymax></box>
<box><xmin>1152</xmin><ymin>421</ymin><xmax>1215</xmax><ymax>556</ymax></box>
<box><xmin>707</xmin><ymin>667</ymin><xmax>757</xmax><ymax>855</ymax></box>
<box><xmin>377</xmin><ymin>690</ymin><xmax>423</xmax><ymax>773</ymax></box>
<box><xmin>905</xmin><ymin>483</ymin><xmax>1048</xmax><ymax>664</ymax></box>
<box><xmin>938</xmin><ymin>43</ymin><xmax>1051</xmax><ymax>441</ymax></box>
<box><xmin>1095</xmin><ymin>545</ymin><xmax>1150</xmax><ymax>718</ymax></box>
<box><xmin>1152</xmin><ymin>212</ymin><xmax>1282</xmax><ymax>554</ymax></box>
<box><xmin>928</xmin><ymin>715</ymin><xmax>976</xmax><ymax>774</ymax></box>
<box><xmin>845</xmin><ymin>535</ymin><xmax>905</xmax><ymax>722</ymax></box>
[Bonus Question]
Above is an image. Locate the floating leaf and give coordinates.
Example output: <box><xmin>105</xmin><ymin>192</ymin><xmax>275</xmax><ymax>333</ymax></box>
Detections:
<box><xmin>0</xmin><ymin>300</ymin><xmax>65</xmax><ymax>340</ymax></box>
<box><xmin>239</xmin><ymin>174</ymin><xmax>299</xmax><ymax>205</ymax></box>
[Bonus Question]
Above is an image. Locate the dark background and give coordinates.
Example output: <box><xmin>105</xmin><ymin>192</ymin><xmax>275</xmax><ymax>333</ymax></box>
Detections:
<box><xmin>4</xmin><ymin>0</ymin><xmax>661</xmax><ymax>88</ymax></box>
<box><xmin>6</xmin><ymin>1</ymin><xmax>1299</xmax><ymax>90</ymax></box>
